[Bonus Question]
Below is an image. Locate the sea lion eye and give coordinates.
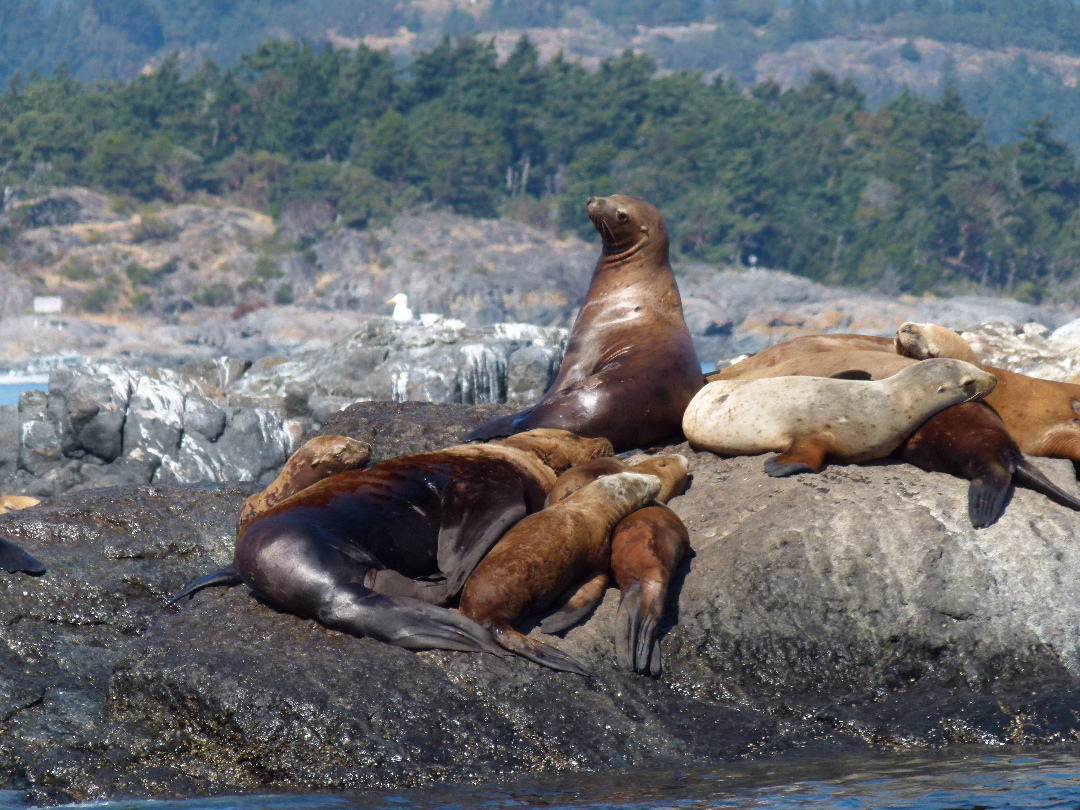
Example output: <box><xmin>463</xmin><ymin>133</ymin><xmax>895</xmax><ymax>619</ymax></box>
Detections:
<box><xmin>616</xmin><ymin>210</ymin><xmax>629</xmax><ymax>222</ymax></box>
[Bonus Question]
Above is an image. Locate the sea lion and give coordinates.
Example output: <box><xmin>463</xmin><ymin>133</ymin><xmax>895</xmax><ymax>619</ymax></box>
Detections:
<box><xmin>465</xmin><ymin>195</ymin><xmax>703</xmax><ymax>451</ymax></box>
<box><xmin>0</xmin><ymin>495</ymin><xmax>40</xmax><ymax>515</ymax></box>
<box><xmin>896</xmin><ymin>322</ymin><xmax>1080</xmax><ymax>465</ymax></box>
<box><xmin>610</xmin><ymin>506</ymin><xmax>689</xmax><ymax>676</ymax></box>
<box><xmin>168</xmin><ymin>429</ymin><xmax>612</xmax><ymax>657</ymax></box>
<box><xmin>731</xmin><ymin>350</ymin><xmax>1080</xmax><ymax>526</ymax></box>
<box><xmin>458</xmin><ymin>471</ymin><xmax>662</xmax><ymax>674</ymax></box>
<box><xmin>538</xmin><ymin>454</ymin><xmax>690</xmax><ymax>670</ymax></box>
<box><xmin>683</xmin><ymin>358</ymin><xmax>997</xmax><ymax>475</ymax></box>
<box><xmin>236</xmin><ymin>435</ymin><xmax>371</xmax><ymax>534</ymax></box>
<box><xmin>707</xmin><ymin>333</ymin><xmax>894</xmax><ymax>382</ymax></box>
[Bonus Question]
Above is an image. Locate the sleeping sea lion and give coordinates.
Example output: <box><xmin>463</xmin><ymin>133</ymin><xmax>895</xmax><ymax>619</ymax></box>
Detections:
<box><xmin>458</xmin><ymin>471</ymin><xmax>662</xmax><ymax>674</ymax></box>
<box><xmin>683</xmin><ymin>358</ymin><xmax>997</xmax><ymax>475</ymax></box>
<box><xmin>169</xmin><ymin>429</ymin><xmax>613</xmax><ymax>658</ymax></box>
<box><xmin>896</xmin><ymin>322</ymin><xmax>1080</xmax><ymax>466</ymax></box>
<box><xmin>237</xmin><ymin>435</ymin><xmax>371</xmax><ymax>534</ymax></box>
<box><xmin>465</xmin><ymin>195</ymin><xmax>703</xmax><ymax>451</ymax></box>
<box><xmin>707</xmin><ymin>333</ymin><xmax>894</xmax><ymax>382</ymax></box>
<box><xmin>732</xmin><ymin>350</ymin><xmax>1080</xmax><ymax>527</ymax></box>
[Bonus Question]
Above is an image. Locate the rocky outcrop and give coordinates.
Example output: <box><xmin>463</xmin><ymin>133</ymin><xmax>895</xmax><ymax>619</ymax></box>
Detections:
<box><xmin>0</xmin><ymin>320</ymin><xmax>563</xmax><ymax>499</ymax></box>
<box><xmin>1</xmin><ymin>403</ymin><xmax>1080</xmax><ymax>803</ymax></box>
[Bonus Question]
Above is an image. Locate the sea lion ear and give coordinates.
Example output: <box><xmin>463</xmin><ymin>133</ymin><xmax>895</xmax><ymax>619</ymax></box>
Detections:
<box><xmin>830</xmin><ymin>370</ymin><xmax>873</xmax><ymax>381</ymax></box>
<box><xmin>640</xmin><ymin>224</ymin><xmax>649</xmax><ymax>234</ymax></box>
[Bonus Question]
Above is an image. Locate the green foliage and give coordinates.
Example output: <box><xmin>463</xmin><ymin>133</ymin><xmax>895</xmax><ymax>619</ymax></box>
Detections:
<box><xmin>82</xmin><ymin>281</ymin><xmax>117</xmax><ymax>312</ymax></box>
<box><xmin>193</xmin><ymin>282</ymin><xmax>234</xmax><ymax>307</ymax></box>
<box><xmin>273</xmin><ymin>282</ymin><xmax>293</xmax><ymax>305</ymax></box>
<box><xmin>131</xmin><ymin>215</ymin><xmax>179</xmax><ymax>242</ymax></box>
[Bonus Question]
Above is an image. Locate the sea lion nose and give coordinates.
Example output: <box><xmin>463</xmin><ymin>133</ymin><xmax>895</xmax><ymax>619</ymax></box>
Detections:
<box><xmin>586</xmin><ymin>196</ymin><xmax>597</xmax><ymax>206</ymax></box>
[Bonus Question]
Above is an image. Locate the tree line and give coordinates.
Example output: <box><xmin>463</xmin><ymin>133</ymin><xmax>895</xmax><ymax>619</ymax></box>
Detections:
<box><xmin>2</xmin><ymin>35</ymin><xmax>1080</xmax><ymax>302</ymax></box>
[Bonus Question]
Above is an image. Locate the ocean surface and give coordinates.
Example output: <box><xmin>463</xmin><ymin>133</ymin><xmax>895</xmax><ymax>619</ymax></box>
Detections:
<box><xmin>8</xmin><ymin>747</ymin><xmax>1080</xmax><ymax>810</ymax></box>
<box><xmin>0</xmin><ymin>383</ymin><xmax>46</xmax><ymax>407</ymax></box>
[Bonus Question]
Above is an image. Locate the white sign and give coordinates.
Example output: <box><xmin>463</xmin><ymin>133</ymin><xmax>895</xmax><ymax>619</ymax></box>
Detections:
<box><xmin>33</xmin><ymin>296</ymin><xmax>62</xmax><ymax>314</ymax></box>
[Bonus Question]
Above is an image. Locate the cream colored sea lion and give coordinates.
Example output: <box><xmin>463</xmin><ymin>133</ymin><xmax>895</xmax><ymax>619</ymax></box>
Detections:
<box><xmin>683</xmin><ymin>358</ymin><xmax>997</xmax><ymax>475</ymax></box>
<box><xmin>167</xmin><ymin>429</ymin><xmax>613</xmax><ymax>658</ymax></box>
<box><xmin>708</xmin><ymin>334</ymin><xmax>894</xmax><ymax>381</ymax></box>
<box><xmin>458</xmin><ymin>471</ymin><xmax>662</xmax><ymax>674</ymax></box>
<box><xmin>896</xmin><ymin>322</ymin><xmax>1080</xmax><ymax>463</ymax></box>
<box><xmin>0</xmin><ymin>495</ymin><xmax>40</xmax><ymax>515</ymax></box>
<box><xmin>466</xmin><ymin>195</ymin><xmax>703</xmax><ymax>451</ymax></box>
<box><xmin>236</xmin><ymin>435</ymin><xmax>372</xmax><ymax>533</ymax></box>
<box><xmin>732</xmin><ymin>350</ymin><xmax>1080</xmax><ymax>526</ymax></box>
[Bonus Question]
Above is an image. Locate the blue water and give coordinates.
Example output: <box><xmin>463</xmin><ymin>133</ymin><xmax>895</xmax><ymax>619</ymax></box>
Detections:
<box><xmin>0</xmin><ymin>383</ymin><xmax>46</xmax><ymax>406</ymax></box>
<box><xmin>20</xmin><ymin>748</ymin><xmax>1080</xmax><ymax>810</ymax></box>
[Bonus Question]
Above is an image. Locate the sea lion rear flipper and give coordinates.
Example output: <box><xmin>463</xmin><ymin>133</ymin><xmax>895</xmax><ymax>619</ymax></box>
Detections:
<box><xmin>365</xmin><ymin>568</ymin><xmax>452</xmax><ymax>606</ymax></box>
<box><xmin>968</xmin><ymin>477</ymin><xmax>1011</xmax><ymax>528</ymax></box>
<box><xmin>489</xmin><ymin>622</ymin><xmax>592</xmax><ymax>676</ymax></box>
<box><xmin>0</xmin><ymin>536</ymin><xmax>45</xmax><ymax>575</ymax></box>
<box><xmin>765</xmin><ymin>439</ymin><xmax>828</xmax><ymax>477</ymax></box>
<box><xmin>1014</xmin><ymin>457</ymin><xmax>1080</xmax><ymax>512</ymax></box>
<box><xmin>437</xmin><ymin>480</ymin><xmax>527</xmax><ymax>597</ymax></box>
<box><xmin>464</xmin><ymin>408</ymin><xmax>535</xmax><ymax>442</ymax></box>
<box><xmin>165</xmin><ymin>564</ymin><xmax>242</xmax><ymax>607</ymax></box>
<box><xmin>615</xmin><ymin>580</ymin><xmax>667</xmax><ymax>676</ymax></box>
<box><xmin>539</xmin><ymin>571</ymin><xmax>609</xmax><ymax>634</ymax></box>
<box><xmin>321</xmin><ymin>585</ymin><xmax>509</xmax><ymax>657</ymax></box>
<box><xmin>829</xmin><ymin>370</ymin><xmax>873</xmax><ymax>381</ymax></box>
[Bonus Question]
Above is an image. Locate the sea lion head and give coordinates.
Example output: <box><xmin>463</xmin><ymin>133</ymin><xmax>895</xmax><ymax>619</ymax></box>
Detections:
<box><xmin>895</xmin><ymin>357</ymin><xmax>997</xmax><ymax>404</ymax></box>
<box><xmin>628</xmin><ymin>454</ymin><xmax>689</xmax><ymax>503</ymax></box>
<box><xmin>895</xmin><ymin>322</ymin><xmax>979</xmax><ymax>364</ymax></box>
<box><xmin>492</xmin><ymin>429</ymin><xmax>615</xmax><ymax>474</ymax></box>
<box><xmin>586</xmin><ymin>195</ymin><xmax>668</xmax><ymax>259</ymax></box>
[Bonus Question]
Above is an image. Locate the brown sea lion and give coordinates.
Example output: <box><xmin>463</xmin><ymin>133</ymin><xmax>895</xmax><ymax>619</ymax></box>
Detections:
<box><xmin>458</xmin><ymin>471</ymin><xmax>662</xmax><ymax>674</ymax></box>
<box><xmin>0</xmin><ymin>495</ymin><xmax>40</xmax><ymax>515</ymax></box>
<box><xmin>465</xmin><ymin>195</ymin><xmax>703</xmax><ymax>451</ymax></box>
<box><xmin>610</xmin><ymin>506</ymin><xmax>689</xmax><ymax>676</ymax></box>
<box><xmin>896</xmin><ymin>322</ymin><xmax>1080</xmax><ymax>465</ymax></box>
<box><xmin>735</xmin><ymin>350</ymin><xmax>1080</xmax><ymax>527</ymax></box>
<box><xmin>167</xmin><ymin>429</ymin><xmax>613</xmax><ymax>658</ymax></box>
<box><xmin>707</xmin><ymin>333</ymin><xmax>894</xmax><ymax>382</ymax></box>
<box><xmin>683</xmin><ymin>358</ymin><xmax>997</xmax><ymax>475</ymax></box>
<box><xmin>236</xmin><ymin>435</ymin><xmax>371</xmax><ymax>534</ymax></box>
<box><xmin>544</xmin><ymin>454</ymin><xmax>689</xmax><ymax>507</ymax></box>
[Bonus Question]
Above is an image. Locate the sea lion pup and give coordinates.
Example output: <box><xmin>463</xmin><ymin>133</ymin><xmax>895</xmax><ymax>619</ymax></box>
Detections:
<box><xmin>896</xmin><ymin>322</ymin><xmax>1080</xmax><ymax>465</ymax></box>
<box><xmin>236</xmin><ymin>435</ymin><xmax>372</xmax><ymax>534</ymax></box>
<box><xmin>465</xmin><ymin>195</ymin><xmax>703</xmax><ymax>451</ymax></box>
<box><xmin>683</xmin><ymin>358</ymin><xmax>997</xmax><ymax>476</ymax></box>
<box><xmin>707</xmin><ymin>333</ymin><xmax>894</xmax><ymax>382</ymax></box>
<box><xmin>168</xmin><ymin>429</ymin><xmax>613</xmax><ymax>658</ymax></box>
<box><xmin>732</xmin><ymin>350</ymin><xmax>1080</xmax><ymax>527</ymax></box>
<box><xmin>458</xmin><ymin>471</ymin><xmax>662</xmax><ymax>675</ymax></box>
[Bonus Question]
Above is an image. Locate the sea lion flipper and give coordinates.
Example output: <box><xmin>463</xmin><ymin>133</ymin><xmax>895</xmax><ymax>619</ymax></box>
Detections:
<box><xmin>1013</xmin><ymin>458</ymin><xmax>1080</xmax><ymax>512</ymax></box>
<box><xmin>165</xmin><ymin>564</ymin><xmax>242</xmax><ymax>607</ymax></box>
<box><xmin>614</xmin><ymin>579</ymin><xmax>667</xmax><ymax>676</ymax></box>
<box><xmin>0</xmin><ymin>536</ymin><xmax>44</xmax><ymax>575</ymax></box>
<box><xmin>489</xmin><ymin>623</ymin><xmax>592</xmax><ymax>676</ymax></box>
<box><xmin>538</xmin><ymin>571</ymin><xmax>609</xmax><ymax>634</ymax></box>
<box><xmin>464</xmin><ymin>409</ymin><xmax>534</xmax><ymax>442</ymax></box>
<box><xmin>366</xmin><ymin>568</ymin><xmax>452</xmax><ymax>605</ymax></box>
<box><xmin>968</xmin><ymin>477</ymin><xmax>1010</xmax><ymax>529</ymax></box>
<box><xmin>437</xmin><ymin>480</ymin><xmax>527</xmax><ymax>597</ymax></box>
<box><xmin>765</xmin><ymin>439</ymin><xmax>828</xmax><ymax>477</ymax></box>
<box><xmin>829</xmin><ymin>369</ymin><xmax>873</xmax><ymax>381</ymax></box>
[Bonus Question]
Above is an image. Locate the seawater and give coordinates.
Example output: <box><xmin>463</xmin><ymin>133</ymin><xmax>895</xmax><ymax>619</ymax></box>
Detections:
<box><xmin>0</xmin><ymin>382</ymin><xmax>47</xmax><ymax>407</ymax></box>
<box><xmin>21</xmin><ymin>747</ymin><xmax>1080</xmax><ymax>810</ymax></box>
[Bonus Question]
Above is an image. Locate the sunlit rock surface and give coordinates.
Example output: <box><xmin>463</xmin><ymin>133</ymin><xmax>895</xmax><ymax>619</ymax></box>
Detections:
<box><xmin>1</xmin><ymin>405</ymin><xmax>1080</xmax><ymax>803</ymax></box>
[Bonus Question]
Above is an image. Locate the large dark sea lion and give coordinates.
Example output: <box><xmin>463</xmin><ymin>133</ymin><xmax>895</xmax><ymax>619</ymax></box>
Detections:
<box><xmin>683</xmin><ymin>359</ymin><xmax>997</xmax><ymax>475</ymax></box>
<box><xmin>465</xmin><ymin>195</ymin><xmax>703</xmax><ymax>451</ymax></box>
<box><xmin>169</xmin><ymin>429</ymin><xmax>612</xmax><ymax>657</ymax></box>
<box><xmin>727</xmin><ymin>350</ymin><xmax>1080</xmax><ymax>527</ymax></box>
<box><xmin>458</xmin><ymin>471</ymin><xmax>662</xmax><ymax>674</ymax></box>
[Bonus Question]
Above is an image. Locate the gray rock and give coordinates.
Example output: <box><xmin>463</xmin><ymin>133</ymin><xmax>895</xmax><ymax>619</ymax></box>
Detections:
<box><xmin>506</xmin><ymin>344</ymin><xmax>561</xmax><ymax>405</ymax></box>
<box><xmin>181</xmin><ymin>393</ymin><xmax>227</xmax><ymax>443</ymax></box>
<box><xmin>17</xmin><ymin>390</ymin><xmax>63</xmax><ymax>478</ymax></box>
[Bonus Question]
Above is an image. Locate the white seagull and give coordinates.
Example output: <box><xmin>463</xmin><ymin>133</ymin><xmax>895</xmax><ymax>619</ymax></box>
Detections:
<box><xmin>387</xmin><ymin>293</ymin><xmax>414</xmax><ymax>323</ymax></box>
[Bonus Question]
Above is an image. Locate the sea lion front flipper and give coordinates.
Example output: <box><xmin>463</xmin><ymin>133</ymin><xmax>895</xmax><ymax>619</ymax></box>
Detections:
<box><xmin>165</xmin><ymin>564</ymin><xmax>242</xmax><ymax>607</ymax></box>
<box><xmin>0</xmin><ymin>536</ymin><xmax>45</xmax><ymax>575</ymax></box>
<box><xmin>764</xmin><ymin>438</ymin><xmax>828</xmax><ymax>477</ymax></box>
<box><xmin>365</xmin><ymin>568</ymin><xmax>452</xmax><ymax>606</ymax></box>
<box><xmin>488</xmin><ymin>622</ymin><xmax>592</xmax><ymax>676</ymax></box>
<box><xmin>968</xmin><ymin>476</ymin><xmax>1011</xmax><ymax>529</ymax></box>
<box><xmin>437</xmin><ymin>479</ymin><xmax>527</xmax><ymax>598</ymax></box>
<box><xmin>829</xmin><ymin>369</ymin><xmax>873</xmax><ymax>381</ymax></box>
<box><xmin>539</xmin><ymin>571</ymin><xmax>609</xmax><ymax>634</ymax></box>
<box><xmin>1013</xmin><ymin>457</ymin><xmax>1080</xmax><ymax>512</ymax></box>
<box><xmin>321</xmin><ymin>584</ymin><xmax>509</xmax><ymax>657</ymax></box>
<box><xmin>464</xmin><ymin>408</ymin><xmax>536</xmax><ymax>442</ymax></box>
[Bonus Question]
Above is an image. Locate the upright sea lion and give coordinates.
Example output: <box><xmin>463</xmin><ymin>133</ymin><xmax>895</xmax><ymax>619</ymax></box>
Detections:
<box><xmin>540</xmin><ymin>454</ymin><xmax>689</xmax><ymax>675</ymax></box>
<box><xmin>458</xmin><ymin>471</ymin><xmax>662</xmax><ymax>674</ymax></box>
<box><xmin>169</xmin><ymin>429</ymin><xmax>613</xmax><ymax>658</ymax></box>
<box><xmin>237</xmin><ymin>435</ymin><xmax>371</xmax><ymax>534</ymax></box>
<box><xmin>465</xmin><ymin>196</ymin><xmax>703</xmax><ymax>451</ymax></box>
<box><xmin>707</xmin><ymin>334</ymin><xmax>894</xmax><ymax>382</ymax></box>
<box><xmin>733</xmin><ymin>350</ymin><xmax>1080</xmax><ymax>526</ymax></box>
<box><xmin>896</xmin><ymin>322</ymin><xmax>1080</xmax><ymax>465</ymax></box>
<box><xmin>683</xmin><ymin>358</ymin><xmax>997</xmax><ymax>475</ymax></box>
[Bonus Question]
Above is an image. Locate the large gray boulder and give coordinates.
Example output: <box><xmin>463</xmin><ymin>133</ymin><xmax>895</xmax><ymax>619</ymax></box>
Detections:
<box><xmin>0</xmin><ymin>419</ymin><xmax>1079</xmax><ymax>802</ymax></box>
